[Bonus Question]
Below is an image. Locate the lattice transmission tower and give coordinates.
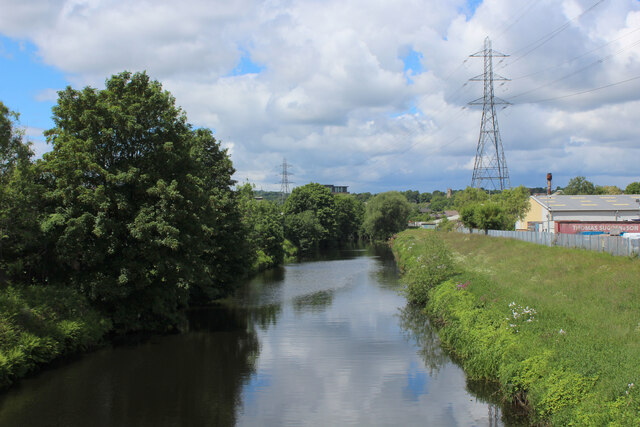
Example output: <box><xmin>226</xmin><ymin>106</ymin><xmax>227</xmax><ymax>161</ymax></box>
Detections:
<box><xmin>279</xmin><ymin>158</ymin><xmax>294</xmax><ymax>204</ymax></box>
<box><xmin>469</xmin><ymin>37</ymin><xmax>511</xmax><ymax>191</ymax></box>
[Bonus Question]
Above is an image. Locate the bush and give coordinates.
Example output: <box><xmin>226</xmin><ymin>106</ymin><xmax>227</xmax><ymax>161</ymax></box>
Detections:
<box><xmin>392</xmin><ymin>230</ymin><xmax>455</xmax><ymax>305</ymax></box>
<box><xmin>0</xmin><ymin>285</ymin><xmax>110</xmax><ymax>390</ymax></box>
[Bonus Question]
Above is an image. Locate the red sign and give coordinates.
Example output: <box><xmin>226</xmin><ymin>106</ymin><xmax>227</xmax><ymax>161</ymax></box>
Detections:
<box><xmin>556</xmin><ymin>221</ymin><xmax>640</xmax><ymax>234</ymax></box>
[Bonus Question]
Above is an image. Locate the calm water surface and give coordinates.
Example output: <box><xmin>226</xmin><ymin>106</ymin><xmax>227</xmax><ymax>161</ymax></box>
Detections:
<box><xmin>0</xmin><ymin>246</ymin><xmax>517</xmax><ymax>426</ymax></box>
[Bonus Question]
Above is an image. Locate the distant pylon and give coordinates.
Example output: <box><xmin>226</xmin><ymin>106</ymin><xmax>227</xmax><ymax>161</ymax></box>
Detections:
<box><xmin>279</xmin><ymin>158</ymin><xmax>294</xmax><ymax>204</ymax></box>
<box><xmin>469</xmin><ymin>37</ymin><xmax>511</xmax><ymax>191</ymax></box>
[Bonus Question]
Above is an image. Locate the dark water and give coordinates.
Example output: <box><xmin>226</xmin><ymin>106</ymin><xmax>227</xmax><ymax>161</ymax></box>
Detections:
<box><xmin>0</xmin><ymin>246</ymin><xmax>517</xmax><ymax>426</ymax></box>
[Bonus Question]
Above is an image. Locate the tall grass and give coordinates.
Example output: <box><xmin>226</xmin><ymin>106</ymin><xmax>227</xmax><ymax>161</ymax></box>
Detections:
<box><xmin>393</xmin><ymin>229</ymin><xmax>640</xmax><ymax>425</ymax></box>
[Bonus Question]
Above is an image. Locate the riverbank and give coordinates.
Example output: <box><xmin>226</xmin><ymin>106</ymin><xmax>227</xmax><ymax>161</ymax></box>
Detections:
<box><xmin>0</xmin><ymin>285</ymin><xmax>111</xmax><ymax>390</ymax></box>
<box><xmin>392</xmin><ymin>229</ymin><xmax>640</xmax><ymax>425</ymax></box>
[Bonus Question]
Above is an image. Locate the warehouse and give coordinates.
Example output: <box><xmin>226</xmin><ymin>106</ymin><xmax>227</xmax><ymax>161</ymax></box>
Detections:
<box><xmin>516</xmin><ymin>194</ymin><xmax>640</xmax><ymax>233</ymax></box>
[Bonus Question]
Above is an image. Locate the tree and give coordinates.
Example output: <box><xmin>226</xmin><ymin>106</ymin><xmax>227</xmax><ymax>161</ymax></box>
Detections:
<box><xmin>459</xmin><ymin>204</ymin><xmax>479</xmax><ymax>231</ymax></box>
<box><xmin>283</xmin><ymin>183</ymin><xmax>338</xmax><ymax>249</ymax></box>
<box><xmin>237</xmin><ymin>183</ymin><xmax>284</xmax><ymax>271</ymax></box>
<box><xmin>284</xmin><ymin>210</ymin><xmax>326</xmax><ymax>253</ymax></box>
<box><xmin>595</xmin><ymin>185</ymin><xmax>622</xmax><ymax>195</ymax></box>
<box><xmin>418</xmin><ymin>192</ymin><xmax>432</xmax><ymax>203</ymax></box>
<box><xmin>0</xmin><ymin>102</ymin><xmax>32</xmax><ymax>181</ymax></box>
<box><xmin>453</xmin><ymin>187</ymin><xmax>488</xmax><ymax>212</ymax></box>
<box><xmin>563</xmin><ymin>176</ymin><xmax>596</xmax><ymax>195</ymax></box>
<box><xmin>492</xmin><ymin>185</ymin><xmax>531</xmax><ymax>227</ymax></box>
<box><xmin>40</xmin><ymin>71</ymin><xmax>245</xmax><ymax>331</ymax></box>
<box><xmin>402</xmin><ymin>190</ymin><xmax>420</xmax><ymax>204</ymax></box>
<box><xmin>474</xmin><ymin>202</ymin><xmax>509</xmax><ymax>234</ymax></box>
<box><xmin>624</xmin><ymin>182</ymin><xmax>640</xmax><ymax>195</ymax></box>
<box><xmin>362</xmin><ymin>191</ymin><xmax>411</xmax><ymax>241</ymax></box>
<box><xmin>0</xmin><ymin>101</ymin><xmax>45</xmax><ymax>283</ymax></box>
<box><xmin>353</xmin><ymin>192</ymin><xmax>373</xmax><ymax>203</ymax></box>
<box><xmin>334</xmin><ymin>194</ymin><xmax>364</xmax><ymax>242</ymax></box>
<box><xmin>428</xmin><ymin>192</ymin><xmax>454</xmax><ymax>212</ymax></box>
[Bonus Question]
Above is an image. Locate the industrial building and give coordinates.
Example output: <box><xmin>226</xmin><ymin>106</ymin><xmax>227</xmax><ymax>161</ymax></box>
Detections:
<box><xmin>323</xmin><ymin>185</ymin><xmax>349</xmax><ymax>194</ymax></box>
<box><xmin>516</xmin><ymin>194</ymin><xmax>640</xmax><ymax>234</ymax></box>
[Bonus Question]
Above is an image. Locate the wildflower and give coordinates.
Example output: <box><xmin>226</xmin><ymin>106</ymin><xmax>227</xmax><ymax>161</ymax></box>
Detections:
<box><xmin>559</xmin><ymin>329</ymin><xmax>566</xmax><ymax>335</ymax></box>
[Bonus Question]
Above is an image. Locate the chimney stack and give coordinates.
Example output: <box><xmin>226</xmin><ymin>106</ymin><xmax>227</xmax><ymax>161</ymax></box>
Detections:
<box><xmin>547</xmin><ymin>173</ymin><xmax>553</xmax><ymax>195</ymax></box>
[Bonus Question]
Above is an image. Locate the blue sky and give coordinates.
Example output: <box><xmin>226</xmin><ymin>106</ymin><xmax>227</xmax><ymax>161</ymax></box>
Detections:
<box><xmin>1</xmin><ymin>0</ymin><xmax>639</xmax><ymax>193</ymax></box>
<box><xmin>0</xmin><ymin>35</ymin><xmax>68</xmax><ymax>134</ymax></box>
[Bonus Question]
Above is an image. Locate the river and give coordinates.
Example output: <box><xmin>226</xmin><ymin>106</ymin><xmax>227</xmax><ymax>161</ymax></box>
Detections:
<box><xmin>0</xmin><ymin>245</ymin><xmax>518</xmax><ymax>426</ymax></box>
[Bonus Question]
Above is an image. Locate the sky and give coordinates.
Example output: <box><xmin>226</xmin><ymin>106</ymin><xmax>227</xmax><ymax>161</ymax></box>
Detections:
<box><xmin>1</xmin><ymin>0</ymin><xmax>639</xmax><ymax>193</ymax></box>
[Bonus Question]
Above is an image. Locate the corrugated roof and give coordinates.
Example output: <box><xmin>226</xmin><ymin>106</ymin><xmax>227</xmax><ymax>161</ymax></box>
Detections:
<box><xmin>532</xmin><ymin>194</ymin><xmax>640</xmax><ymax>211</ymax></box>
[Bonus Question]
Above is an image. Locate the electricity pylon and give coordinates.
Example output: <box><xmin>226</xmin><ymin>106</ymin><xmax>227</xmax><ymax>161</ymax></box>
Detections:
<box><xmin>279</xmin><ymin>158</ymin><xmax>293</xmax><ymax>204</ymax></box>
<box><xmin>469</xmin><ymin>37</ymin><xmax>511</xmax><ymax>191</ymax></box>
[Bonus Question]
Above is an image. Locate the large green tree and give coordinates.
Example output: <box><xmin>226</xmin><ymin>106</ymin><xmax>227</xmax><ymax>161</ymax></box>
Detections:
<box><xmin>283</xmin><ymin>183</ymin><xmax>338</xmax><ymax>250</ymax></box>
<box><xmin>237</xmin><ymin>183</ymin><xmax>284</xmax><ymax>271</ymax></box>
<box><xmin>334</xmin><ymin>194</ymin><xmax>364</xmax><ymax>242</ymax></box>
<box><xmin>624</xmin><ymin>182</ymin><xmax>640</xmax><ymax>194</ymax></box>
<box><xmin>362</xmin><ymin>191</ymin><xmax>411</xmax><ymax>241</ymax></box>
<box><xmin>563</xmin><ymin>176</ymin><xmax>596</xmax><ymax>195</ymax></box>
<box><xmin>40</xmin><ymin>71</ymin><xmax>245</xmax><ymax>331</ymax></box>
<box><xmin>453</xmin><ymin>187</ymin><xmax>488</xmax><ymax>212</ymax></box>
<box><xmin>492</xmin><ymin>185</ymin><xmax>531</xmax><ymax>226</ymax></box>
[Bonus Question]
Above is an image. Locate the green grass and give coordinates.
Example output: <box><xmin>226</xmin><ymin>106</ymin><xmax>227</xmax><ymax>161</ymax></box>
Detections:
<box><xmin>0</xmin><ymin>285</ymin><xmax>111</xmax><ymax>390</ymax></box>
<box><xmin>392</xmin><ymin>229</ymin><xmax>640</xmax><ymax>425</ymax></box>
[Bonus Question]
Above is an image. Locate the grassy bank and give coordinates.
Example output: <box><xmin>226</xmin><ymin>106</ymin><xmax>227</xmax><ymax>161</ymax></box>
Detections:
<box><xmin>0</xmin><ymin>285</ymin><xmax>111</xmax><ymax>390</ymax></box>
<box><xmin>392</xmin><ymin>229</ymin><xmax>640</xmax><ymax>425</ymax></box>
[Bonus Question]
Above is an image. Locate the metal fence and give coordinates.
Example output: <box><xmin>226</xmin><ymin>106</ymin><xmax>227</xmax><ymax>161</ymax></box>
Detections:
<box><xmin>458</xmin><ymin>228</ymin><xmax>640</xmax><ymax>258</ymax></box>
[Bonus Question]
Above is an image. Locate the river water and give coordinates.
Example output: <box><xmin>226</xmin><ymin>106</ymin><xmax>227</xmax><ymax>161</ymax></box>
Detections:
<box><xmin>0</xmin><ymin>246</ymin><xmax>516</xmax><ymax>426</ymax></box>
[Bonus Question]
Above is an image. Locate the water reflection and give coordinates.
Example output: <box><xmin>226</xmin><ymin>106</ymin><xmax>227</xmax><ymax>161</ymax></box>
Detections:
<box><xmin>292</xmin><ymin>289</ymin><xmax>334</xmax><ymax>313</ymax></box>
<box><xmin>0</xmin><ymin>245</ymin><xmax>523</xmax><ymax>426</ymax></box>
<box><xmin>396</xmin><ymin>304</ymin><xmax>450</xmax><ymax>374</ymax></box>
<box><xmin>0</xmin><ymin>306</ymin><xmax>259</xmax><ymax>427</ymax></box>
<box><xmin>396</xmin><ymin>299</ymin><xmax>531</xmax><ymax>426</ymax></box>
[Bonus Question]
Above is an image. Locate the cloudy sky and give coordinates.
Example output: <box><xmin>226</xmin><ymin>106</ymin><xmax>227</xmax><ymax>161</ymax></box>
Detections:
<box><xmin>1</xmin><ymin>0</ymin><xmax>639</xmax><ymax>193</ymax></box>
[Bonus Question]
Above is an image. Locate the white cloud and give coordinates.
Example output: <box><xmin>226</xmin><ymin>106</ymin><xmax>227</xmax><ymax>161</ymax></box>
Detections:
<box><xmin>1</xmin><ymin>0</ymin><xmax>639</xmax><ymax>191</ymax></box>
<box><xmin>34</xmin><ymin>88</ymin><xmax>59</xmax><ymax>102</ymax></box>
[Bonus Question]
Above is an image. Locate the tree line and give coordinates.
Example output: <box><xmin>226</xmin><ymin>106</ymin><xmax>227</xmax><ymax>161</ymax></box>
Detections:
<box><xmin>0</xmin><ymin>71</ymin><xmax>413</xmax><ymax>337</ymax></box>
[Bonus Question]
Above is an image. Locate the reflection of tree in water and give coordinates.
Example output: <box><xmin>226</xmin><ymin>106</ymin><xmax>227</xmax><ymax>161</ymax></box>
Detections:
<box><xmin>366</xmin><ymin>244</ymin><xmax>401</xmax><ymax>290</ymax></box>
<box><xmin>466</xmin><ymin>379</ymin><xmax>531</xmax><ymax>426</ymax></box>
<box><xmin>0</xmin><ymin>307</ymin><xmax>260</xmax><ymax>427</ymax></box>
<box><xmin>396</xmin><ymin>304</ymin><xmax>450</xmax><ymax>374</ymax></box>
<box><xmin>292</xmin><ymin>290</ymin><xmax>333</xmax><ymax>314</ymax></box>
<box><xmin>249</xmin><ymin>303</ymin><xmax>282</xmax><ymax>331</ymax></box>
<box><xmin>397</xmin><ymin>304</ymin><xmax>531</xmax><ymax>427</ymax></box>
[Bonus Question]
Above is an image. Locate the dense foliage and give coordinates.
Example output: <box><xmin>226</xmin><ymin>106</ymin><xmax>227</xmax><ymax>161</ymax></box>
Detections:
<box><xmin>0</xmin><ymin>285</ymin><xmax>110</xmax><ymax>390</ymax></box>
<box><xmin>625</xmin><ymin>181</ymin><xmax>640</xmax><ymax>194</ymax></box>
<box><xmin>362</xmin><ymin>191</ymin><xmax>411</xmax><ymax>241</ymax></box>
<box><xmin>456</xmin><ymin>186</ymin><xmax>530</xmax><ymax>233</ymax></box>
<box><xmin>563</xmin><ymin>176</ymin><xmax>596</xmax><ymax>195</ymax></box>
<box><xmin>237</xmin><ymin>183</ymin><xmax>285</xmax><ymax>271</ymax></box>
<box><xmin>37</xmin><ymin>72</ymin><xmax>248</xmax><ymax>330</ymax></box>
<box><xmin>283</xmin><ymin>183</ymin><xmax>364</xmax><ymax>252</ymax></box>
<box><xmin>0</xmin><ymin>102</ymin><xmax>43</xmax><ymax>283</ymax></box>
<box><xmin>1</xmin><ymin>72</ymin><xmax>252</xmax><ymax>334</ymax></box>
<box><xmin>562</xmin><ymin>176</ymin><xmax>625</xmax><ymax>195</ymax></box>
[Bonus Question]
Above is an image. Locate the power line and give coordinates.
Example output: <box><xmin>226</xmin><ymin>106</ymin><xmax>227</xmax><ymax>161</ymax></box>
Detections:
<box><xmin>523</xmin><ymin>73</ymin><xmax>640</xmax><ymax>104</ymax></box>
<box><xmin>501</xmin><ymin>0</ymin><xmax>606</xmax><ymax>69</ymax></box>
<box><xmin>507</xmin><ymin>37</ymin><xmax>640</xmax><ymax>101</ymax></box>
<box><xmin>511</xmin><ymin>26</ymin><xmax>640</xmax><ymax>80</ymax></box>
<box><xmin>490</xmin><ymin>0</ymin><xmax>540</xmax><ymax>42</ymax></box>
